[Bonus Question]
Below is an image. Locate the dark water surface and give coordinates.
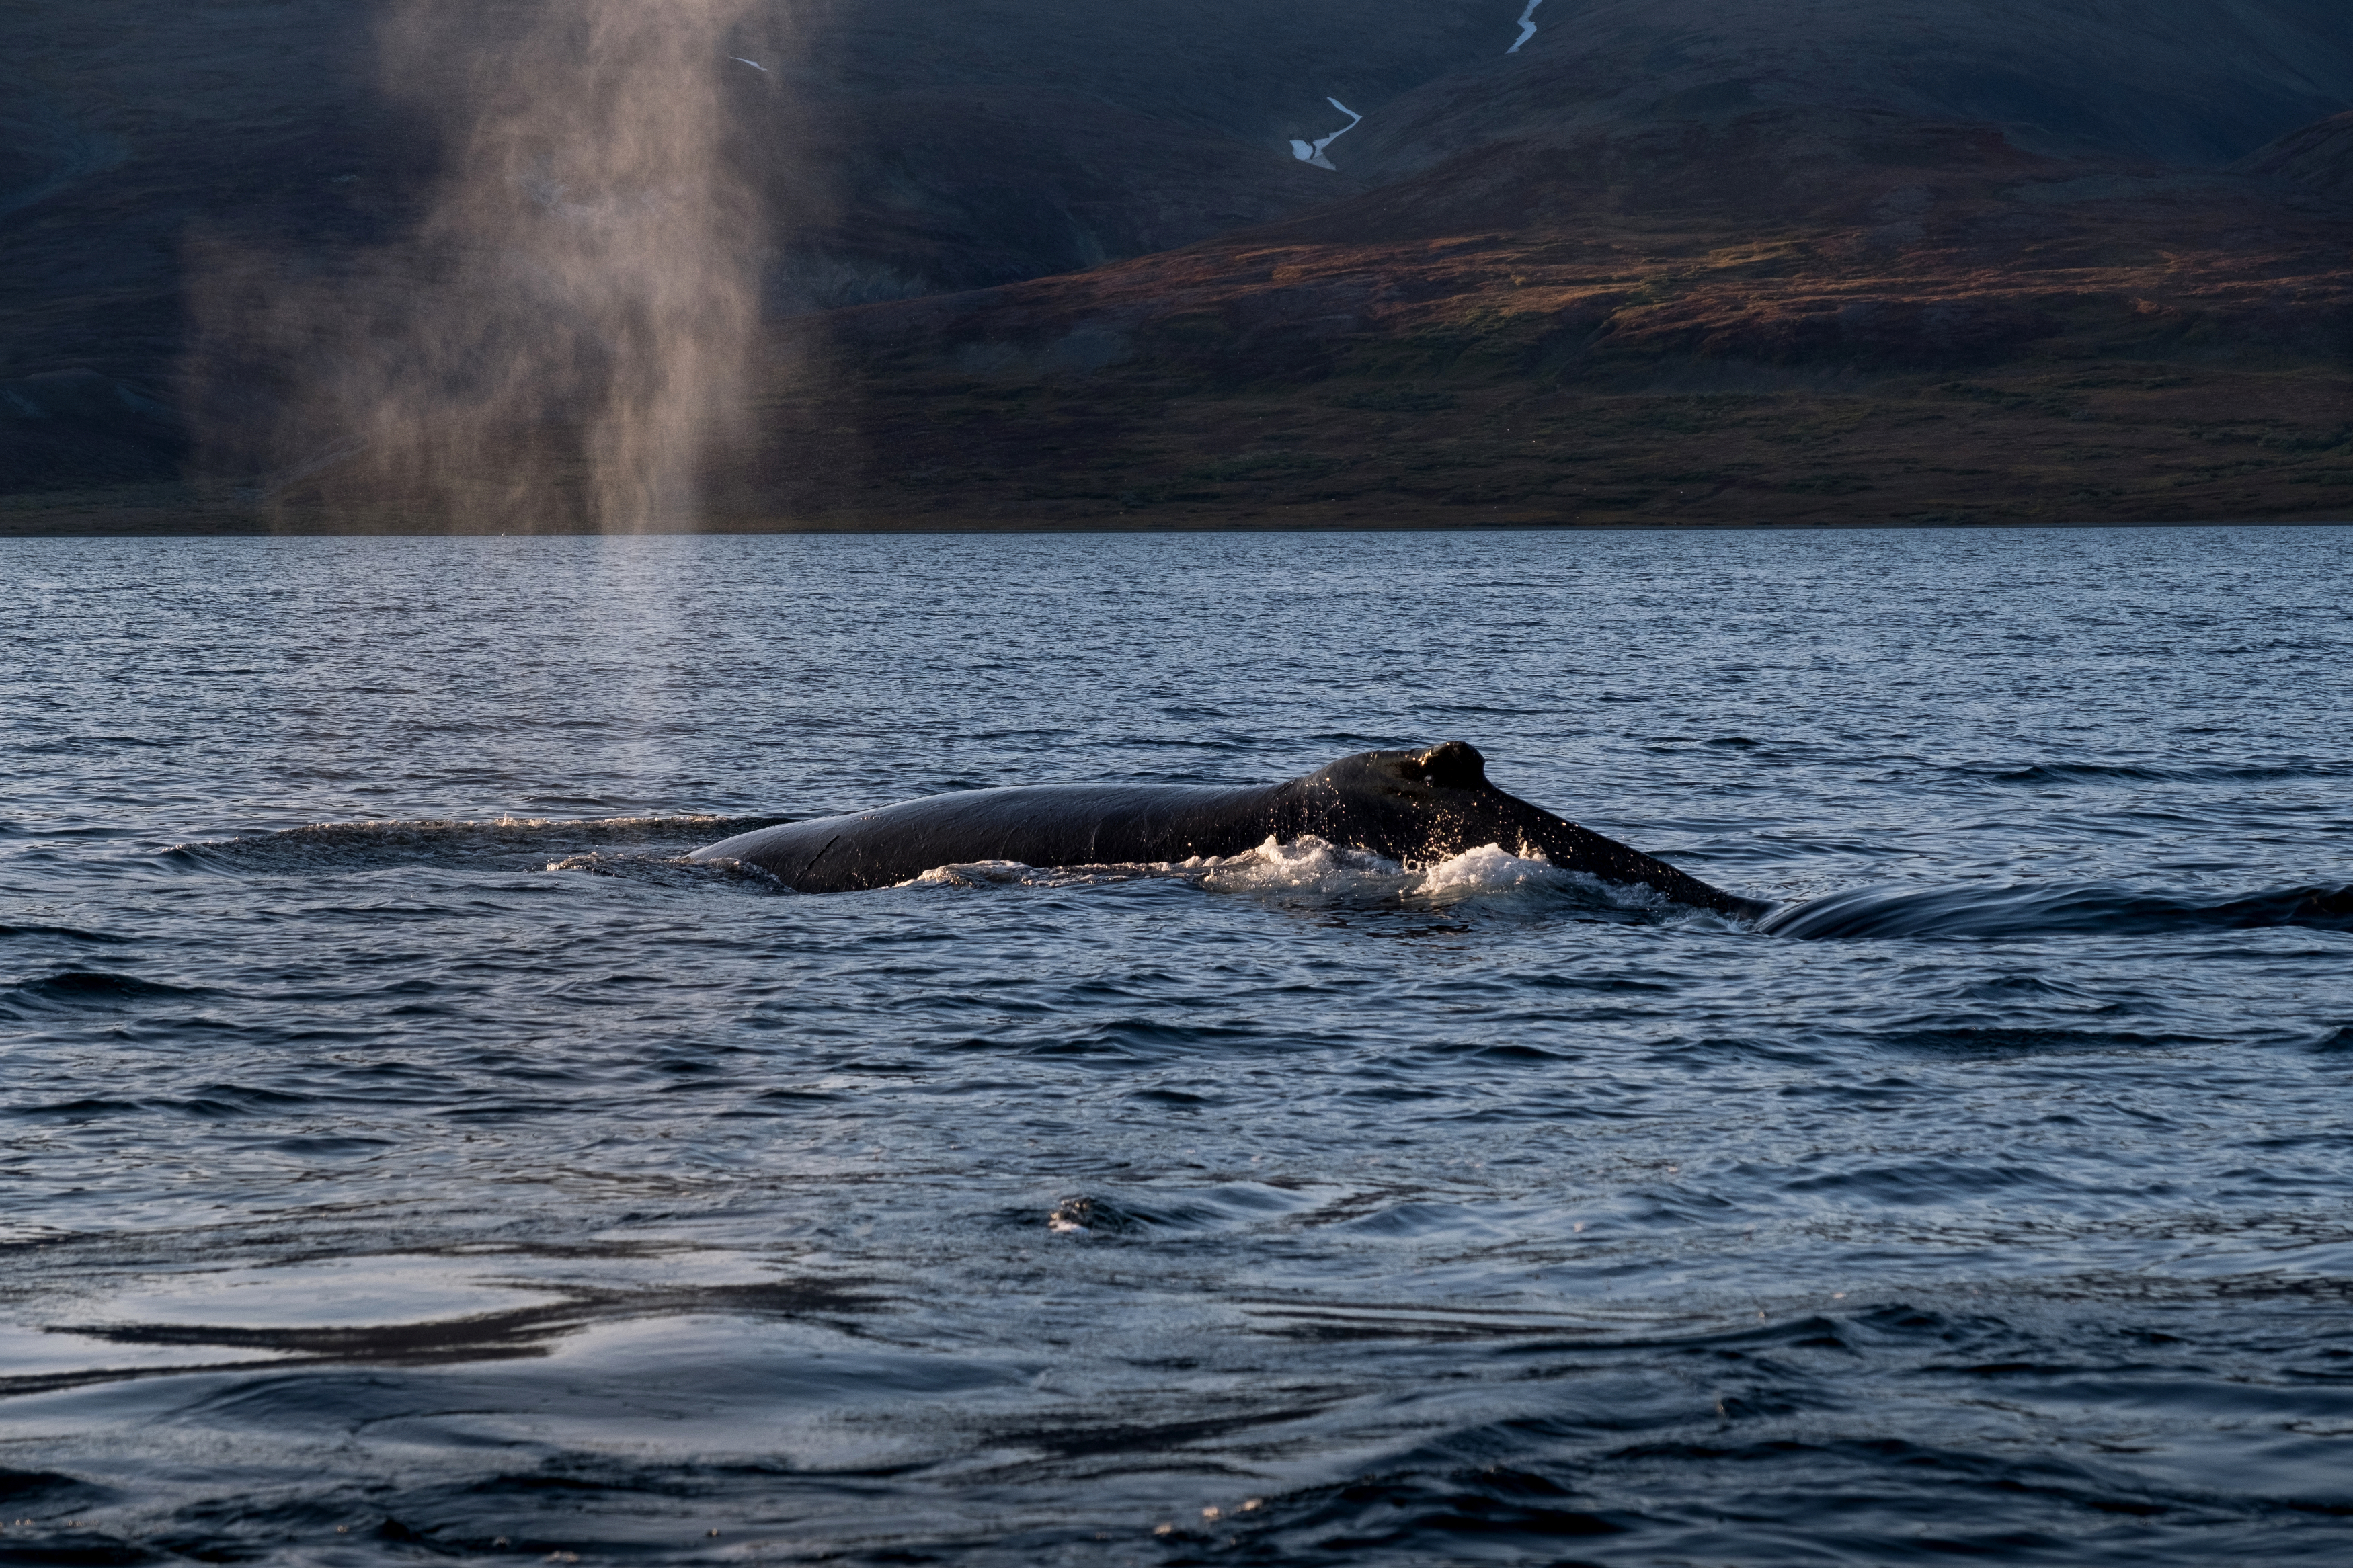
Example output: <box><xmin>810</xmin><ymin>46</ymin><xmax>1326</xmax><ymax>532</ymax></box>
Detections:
<box><xmin>3</xmin><ymin>527</ymin><xmax>2351</xmax><ymax>1565</ymax></box>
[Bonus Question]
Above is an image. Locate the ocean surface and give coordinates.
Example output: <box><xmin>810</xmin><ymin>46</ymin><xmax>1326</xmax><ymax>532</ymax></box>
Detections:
<box><xmin>3</xmin><ymin>526</ymin><xmax>2350</xmax><ymax>1566</ymax></box>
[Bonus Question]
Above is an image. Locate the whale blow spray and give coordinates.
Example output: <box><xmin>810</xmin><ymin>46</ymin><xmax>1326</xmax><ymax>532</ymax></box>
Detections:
<box><xmin>211</xmin><ymin>0</ymin><xmax>764</xmax><ymax>532</ymax></box>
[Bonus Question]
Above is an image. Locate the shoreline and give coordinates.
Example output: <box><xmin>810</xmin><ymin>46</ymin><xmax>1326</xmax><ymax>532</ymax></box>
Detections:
<box><xmin>6</xmin><ymin>511</ymin><xmax>2347</xmax><ymax>540</ymax></box>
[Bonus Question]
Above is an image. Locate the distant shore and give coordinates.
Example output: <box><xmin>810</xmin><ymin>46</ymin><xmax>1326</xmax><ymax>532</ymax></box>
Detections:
<box><xmin>6</xmin><ymin>503</ymin><xmax>2346</xmax><ymax>540</ymax></box>
<box><xmin>12</xmin><ymin>363</ymin><xmax>2351</xmax><ymax>539</ymax></box>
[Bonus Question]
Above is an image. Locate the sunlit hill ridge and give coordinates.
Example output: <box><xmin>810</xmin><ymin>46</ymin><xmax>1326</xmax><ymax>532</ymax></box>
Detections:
<box><xmin>3</xmin><ymin>0</ymin><xmax>2350</xmax><ymax>530</ymax></box>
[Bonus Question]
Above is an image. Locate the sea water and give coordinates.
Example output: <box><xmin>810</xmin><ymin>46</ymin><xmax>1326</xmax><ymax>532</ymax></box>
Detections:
<box><xmin>2</xmin><ymin>526</ymin><xmax>2350</xmax><ymax>1564</ymax></box>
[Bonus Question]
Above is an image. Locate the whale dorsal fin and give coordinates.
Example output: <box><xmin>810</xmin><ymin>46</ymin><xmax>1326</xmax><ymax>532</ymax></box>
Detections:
<box><xmin>1406</xmin><ymin>740</ymin><xmax>1488</xmax><ymax>790</ymax></box>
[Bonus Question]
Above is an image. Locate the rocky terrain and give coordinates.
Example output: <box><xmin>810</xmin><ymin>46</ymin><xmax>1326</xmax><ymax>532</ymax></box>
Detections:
<box><xmin>3</xmin><ymin>0</ymin><xmax>2350</xmax><ymax>530</ymax></box>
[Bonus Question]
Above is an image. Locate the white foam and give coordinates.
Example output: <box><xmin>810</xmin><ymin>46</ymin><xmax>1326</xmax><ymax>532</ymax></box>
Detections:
<box><xmin>908</xmin><ymin>860</ymin><xmax>1040</xmax><ymax>887</ymax></box>
<box><xmin>1413</xmin><ymin>841</ymin><xmax>1564</xmax><ymax>895</ymax></box>
<box><xmin>1201</xmin><ymin>835</ymin><xmax>1643</xmax><ymax>906</ymax></box>
<box><xmin>1200</xmin><ymin>835</ymin><xmax>1399</xmax><ymax>894</ymax></box>
<box><xmin>904</xmin><ymin>837</ymin><xmax>1673</xmax><ymax>912</ymax></box>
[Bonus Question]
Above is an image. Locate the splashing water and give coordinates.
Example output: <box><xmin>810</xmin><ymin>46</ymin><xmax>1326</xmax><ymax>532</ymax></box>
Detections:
<box><xmin>903</xmin><ymin>836</ymin><xmax>1662</xmax><ymax>919</ymax></box>
<box><xmin>198</xmin><ymin>0</ymin><xmax>764</xmax><ymax>531</ymax></box>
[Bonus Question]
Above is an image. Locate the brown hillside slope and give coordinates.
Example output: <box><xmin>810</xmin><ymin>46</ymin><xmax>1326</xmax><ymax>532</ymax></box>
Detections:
<box><xmin>6</xmin><ymin>0</ymin><xmax>2350</xmax><ymax>530</ymax></box>
<box><xmin>690</xmin><ymin>114</ymin><xmax>2353</xmax><ymax>530</ymax></box>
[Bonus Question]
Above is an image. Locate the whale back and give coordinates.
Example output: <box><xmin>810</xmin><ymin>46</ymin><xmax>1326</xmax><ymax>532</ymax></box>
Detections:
<box><xmin>692</xmin><ymin>781</ymin><xmax>1286</xmax><ymax>892</ymax></box>
<box><xmin>693</xmin><ymin>740</ymin><xmax>1767</xmax><ymax>918</ymax></box>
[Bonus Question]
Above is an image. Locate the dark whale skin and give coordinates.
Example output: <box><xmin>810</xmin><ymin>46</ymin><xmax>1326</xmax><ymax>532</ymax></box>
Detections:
<box><xmin>691</xmin><ymin>741</ymin><xmax>1768</xmax><ymax>919</ymax></box>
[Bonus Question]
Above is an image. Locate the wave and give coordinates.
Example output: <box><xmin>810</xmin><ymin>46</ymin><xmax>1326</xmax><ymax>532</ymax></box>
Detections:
<box><xmin>1043</xmin><ymin>1183</ymin><xmax>1328</xmax><ymax>1237</ymax></box>
<box><xmin>0</xmin><ymin>923</ymin><xmax>134</xmax><ymax>945</ymax></box>
<box><xmin>1963</xmin><ymin>759</ymin><xmax>2352</xmax><ymax>786</ymax></box>
<box><xmin>539</xmin><ymin>850</ymin><xmax>785</xmax><ymax>889</ymax></box>
<box><xmin>0</xmin><ymin>971</ymin><xmax>218</xmax><ymax>1021</ymax></box>
<box><xmin>171</xmin><ymin>815</ymin><xmax>785</xmax><ymax>875</ymax></box>
<box><xmin>1761</xmin><ymin>880</ymin><xmax>2353</xmax><ymax>940</ymax></box>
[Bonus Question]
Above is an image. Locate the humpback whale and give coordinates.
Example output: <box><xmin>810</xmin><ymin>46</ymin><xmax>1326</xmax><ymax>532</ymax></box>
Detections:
<box><xmin>692</xmin><ymin>741</ymin><xmax>1769</xmax><ymax>919</ymax></box>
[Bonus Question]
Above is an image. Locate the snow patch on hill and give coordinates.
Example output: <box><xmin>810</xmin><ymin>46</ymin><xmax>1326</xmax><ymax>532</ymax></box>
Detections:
<box><xmin>1289</xmin><ymin>97</ymin><xmax>1363</xmax><ymax>170</ymax></box>
<box><xmin>1509</xmin><ymin>0</ymin><xmax>1544</xmax><ymax>53</ymax></box>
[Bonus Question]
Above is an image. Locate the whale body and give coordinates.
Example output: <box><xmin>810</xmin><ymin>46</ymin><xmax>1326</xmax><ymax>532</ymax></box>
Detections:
<box><xmin>692</xmin><ymin>741</ymin><xmax>1769</xmax><ymax>919</ymax></box>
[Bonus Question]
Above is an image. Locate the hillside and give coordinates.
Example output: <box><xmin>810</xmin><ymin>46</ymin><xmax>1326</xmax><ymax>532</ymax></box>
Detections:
<box><xmin>3</xmin><ymin>0</ymin><xmax>2350</xmax><ymax>530</ymax></box>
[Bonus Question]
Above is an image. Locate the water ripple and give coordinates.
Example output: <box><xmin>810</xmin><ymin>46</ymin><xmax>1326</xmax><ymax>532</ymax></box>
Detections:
<box><xmin>2</xmin><ymin>528</ymin><xmax>2350</xmax><ymax>1563</ymax></box>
